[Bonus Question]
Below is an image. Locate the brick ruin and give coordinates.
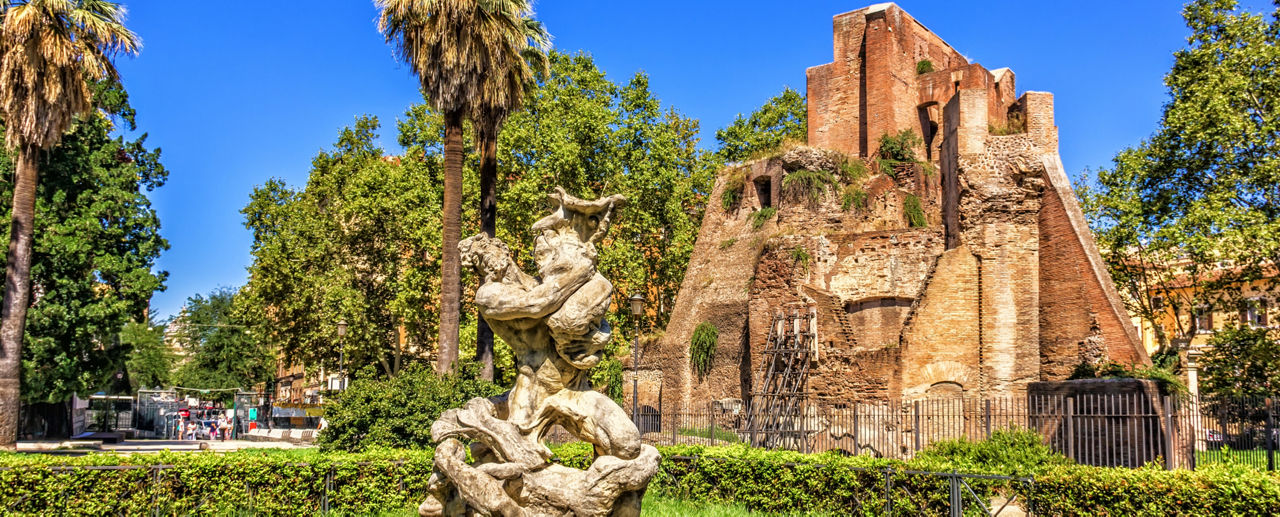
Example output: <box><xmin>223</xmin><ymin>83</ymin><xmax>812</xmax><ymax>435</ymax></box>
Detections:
<box><xmin>634</xmin><ymin>3</ymin><xmax>1150</xmax><ymax>416</ymax></box>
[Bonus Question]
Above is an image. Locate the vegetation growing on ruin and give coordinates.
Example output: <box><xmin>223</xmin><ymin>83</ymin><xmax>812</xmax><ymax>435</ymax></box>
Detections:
<box><xmin>1069</xmin><ymin>359</ymin><xmax>1189</xmax><ymax>398</ymax></box>
<box><xmin>782</xmin><ymin>169</ymin><xmax>835</xmax><ymax>205</ymax></box>
<box><xmin>916</xmin><ymin>59</ymin><xmax>934</xmax><ymax>75</ymax></box>
<box><xmin>721</xmin><ymin>166</ymin><xmax>748</xmax><ymax>211</ymax></box>
<box><xmin>989</xmin><ymin>111</ymin><xmax>1027</xmax><ymax>135</ymax></box>
<box><xmin>904</xmin><ymin>194</ymin><xmax>927</xmax><ymax>227</ymax></box>
<box><xmin>876</xmin><ymin>129</ymin><xmax>925</xmax><ymax>176</ymax></box>
<box><xmin>790</xmin><ymin>246</ymin><xmax>812</xmax><ymax>272</ymax></box>
<box><xmin>840</xmin><ymin>156</ymin><xmax>869</xmax><ymax>182</ymax></box>
<box><xmin>841</xmin><ymin>185</ymin><xmax>868</xmax><ymax>211</ymax></box>
<box><xmin>690</xmin><ymin>322</ymin><xmax>719</xmax><ymax>378</ymax></box>
<box><xmin>751</xmin><ymin>207</ymin><xmax>777</xmax><ymax>230</ymax></box>
<box><xmin>719</xmin><ymin>238</ymin><xmax>737</xmax><ymax>250</ymax></box>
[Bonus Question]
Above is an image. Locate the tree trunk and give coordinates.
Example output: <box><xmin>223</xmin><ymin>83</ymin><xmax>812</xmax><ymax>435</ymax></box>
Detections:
<box><xmin>475</xmin><ymin>131</ymin><xmax>497</xmax><ymax>381</ymax></box>
<box><xmin>437</xmin><ymin>113</ymin><xmax>464</xmax><ymax>376</ymax></box>
<box><xmin>0</xmin><ymin>147</ymin><xmax>38</xmax><ymax>450</ymax></box>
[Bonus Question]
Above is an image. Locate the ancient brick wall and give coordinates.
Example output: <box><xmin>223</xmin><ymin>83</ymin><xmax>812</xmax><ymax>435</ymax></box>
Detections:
<box><xmin>646</xmin><ymin>4</ymin><xmax>1150</xmax><ymax>417</ymax></box>
<box><xmin>809</xmin><ymin>3</ymin><xmax>966</xmax><ymax>159</ymax></box>
<box><xmin>899</xmin><ymin>246</ymin><xmax>983</xmax><ymax>399</ymax></box>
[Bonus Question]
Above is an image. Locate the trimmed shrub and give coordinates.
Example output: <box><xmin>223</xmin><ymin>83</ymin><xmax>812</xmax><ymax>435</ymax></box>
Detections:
<box><xmin>3</xmin><ymin>441</ymin><xmax>1280</xmax><ymax>516</ymax></box>
<box><xmin>318</xmin><ymin>362</ymin><xmax>504</xmax><ymax>452</ymax></box>
<box><xmin>690</xmin><ymin>322</ymin><xmax>718</xmax><ymax>379</ymax></box>
<box><xmin>0</xmin><ymin>448</ymin><xmax>436</xmax><ymax>516</ymax></box>
<box><xmin>913</xmin><ymin>428</ymin><xmax>1071</xmax><ymax>477</ymax></box>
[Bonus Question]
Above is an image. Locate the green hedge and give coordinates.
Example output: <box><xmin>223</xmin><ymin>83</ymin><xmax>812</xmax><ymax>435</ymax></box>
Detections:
<box><xmin>3</xmin><ymin>441</ymin><xmax>1280</xmax><ymax>516</ymax></box>
<box><xmin>1032</xmin><ymin>463</ymin><xmax>1280</xmax><ymax>516</ymax></box>
<box><xmin>0</xmin><ymin>449</ymin><xmax>435</xmax><ymax>516</ymax></box>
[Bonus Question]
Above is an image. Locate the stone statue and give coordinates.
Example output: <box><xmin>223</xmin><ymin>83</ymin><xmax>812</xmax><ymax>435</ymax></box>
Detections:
<box><xmin>419</xmin><ymin>187</ymin><xmax>660</xmax><ymax>517</ymax></box>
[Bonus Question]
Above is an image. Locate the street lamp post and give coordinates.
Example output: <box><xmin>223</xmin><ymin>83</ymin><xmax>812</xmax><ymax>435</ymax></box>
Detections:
<box><xmin>628</xmin><ymin>293</ymin><xmax>645</xmax><ymax>429</ymax></box>
<box><xmin>336</xmin><ymin>319</ymin><xmax>348</xmax><ymax>390</ymax></box>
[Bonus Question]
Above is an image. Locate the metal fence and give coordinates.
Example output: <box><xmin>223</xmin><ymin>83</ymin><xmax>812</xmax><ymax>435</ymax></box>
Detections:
<box><xmin>0</xmin><ymin>460</ymin><xmax>1034</xmax><ymax>517</ymax></box>
<box><xmin>614</xmin><ymin>393</ymin><xmax>1280</xmax><ymax>471</ymax></box>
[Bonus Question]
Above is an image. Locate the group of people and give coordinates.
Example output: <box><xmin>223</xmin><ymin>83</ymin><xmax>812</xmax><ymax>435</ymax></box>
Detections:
<box><xmin>180</xmin><ymin>415</ymin><xmax>234</xmax><ymax>441</ymax></box>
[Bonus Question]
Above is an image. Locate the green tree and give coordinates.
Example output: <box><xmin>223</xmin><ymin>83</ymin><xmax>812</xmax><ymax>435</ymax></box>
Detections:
<box><xmin>0</xmin><ymin>0</ymin><xmax>140</xmax><ymax>449</ymax></box>
<box><xmin>121</xmin><ymin>319</ymin><xmax>173</xmax><ymax>391</ymax></box>
<box><xmin>378</xmin><ymin>0</ymin><xmax>535</xmax><ymax>375</ymax></box>
<box><xmin>0</xmin><ymin>81</ymin><xmax>166</xmax><ymax>436</ymax></box>
<box><xmin>713</xmin><ymin>86</ymin><xmax>807</xmax><ymax>163</ymax></box>
<box><xmin>1200</xmin><ymin>325</ymin><xmax>1280</xmax><ymax>399</ymax></box>
<box><xmin>400</xmin><ymin>52</ymin><xmax>716</xmax><ymax>392</ymax></box>
<box><xmin>470</xmin><ymin>2</ymin><xmax>548</xmax><ymax>381</ymax></box>
<box><xmin>172</xmin><ymin>288</ymin><xmax>273</xmax><ymax>401</ymax></box>
<box><xmin>1080</xmin><ymin>0</ymin><xmax>1280</xmax><ymax>352</ymax></box>
<box><xmin>241</xmin><ymin>117</ymin><xmax>441</xmax><ymax>379</ymax></box>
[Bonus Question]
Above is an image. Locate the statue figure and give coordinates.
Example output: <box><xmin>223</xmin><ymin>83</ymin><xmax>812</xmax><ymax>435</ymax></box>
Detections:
<box><xmin>419</xmin><ymin>187</ymin><xmax>660</xmax><ymax>517</ymax></box>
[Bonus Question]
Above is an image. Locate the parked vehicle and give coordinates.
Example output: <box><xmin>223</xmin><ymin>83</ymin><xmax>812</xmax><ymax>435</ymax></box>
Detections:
<box><xmin>1206</xmin><ymin>429</ymin><xmax>1225</xmax><ymax>450</ymax></box>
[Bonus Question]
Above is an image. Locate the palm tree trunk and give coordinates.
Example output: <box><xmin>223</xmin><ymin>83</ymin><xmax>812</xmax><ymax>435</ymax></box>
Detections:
<box><xmin>475</xmin><ymin>132</ymin><xmax>497</xmax><ymax>381</ymax></box>
<box><xmin>438</xmin><ymin>112</ymin><xmax>464</xmax><ymax>375</ymax></box>
<box><xmin>0</xmin><ymin>146</ymin><xmax>39</xmax><ymax>450</ymax></box>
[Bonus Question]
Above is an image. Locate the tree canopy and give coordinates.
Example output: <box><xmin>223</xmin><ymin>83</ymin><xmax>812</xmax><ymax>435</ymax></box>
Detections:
<box><xmin>242</xmin><ymin>52</ymin><xmax>717</xmax><ymax>391</ymax></box>
<box><xmin>0</xmin><ymin>82</ymin><xmax>167</xmax><ymax>403</ymax></box>
<box><xmin>713</xmin><ymin>86</ymin><xmax>807</xmax><ymax>163</ymax></box>
<box><xmin>1200</xmin><ymin>325</ymin><xmax>1280</xmax><ymax>399</ymax></box>
<box><xmin>1080</xmin><ymin>0</ymin><xmax>1280</xmax><ymax>351</ymax></box>
<box><xmin>171</xmin><ymin>288</ymin><xmax>273</xmax><ymax>400</ymax></box>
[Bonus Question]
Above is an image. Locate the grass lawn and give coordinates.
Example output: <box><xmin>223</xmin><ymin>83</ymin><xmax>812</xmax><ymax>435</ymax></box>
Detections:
<box><xmin>642</xmin><ymin>496</ymin><xmax>839</xmax><ymax>516</ymax></box>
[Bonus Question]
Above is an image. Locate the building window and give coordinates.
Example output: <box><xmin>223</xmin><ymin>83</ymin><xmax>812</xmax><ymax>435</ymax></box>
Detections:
<box><xmin>1152</xmin><ymin>296</ymin><xmax>1164</xmax><ymax>310</ymax></box>
<box><xmin>1194</xmin><ymin>305</ymin><xmax>1214</xmax><ymax>334</ymax></box>
<box><xmin>1241</xmin><ymin>298</ymin><xmax>1268</xmax><ymax>328</ymax></box>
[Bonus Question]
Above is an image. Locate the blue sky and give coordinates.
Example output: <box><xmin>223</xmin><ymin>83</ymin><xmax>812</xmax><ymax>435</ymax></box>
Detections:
<box><xmin>114</xmin><ymin>0</ymin><xmax>1269</xmax><ymax>319</ymax></box>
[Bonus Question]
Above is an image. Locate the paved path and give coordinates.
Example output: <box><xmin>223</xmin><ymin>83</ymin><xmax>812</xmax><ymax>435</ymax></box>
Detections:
<box><xmin>17</xmin><ymin>439</ymin><xmax>310</xmax><ymax>454</ymax></box>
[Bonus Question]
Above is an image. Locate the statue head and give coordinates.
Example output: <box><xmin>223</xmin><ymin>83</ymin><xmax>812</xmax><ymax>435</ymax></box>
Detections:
<box><xmin>459</xmin><ymin>234</ymin><xmax>513</xmax><ymax>282</ymax></box>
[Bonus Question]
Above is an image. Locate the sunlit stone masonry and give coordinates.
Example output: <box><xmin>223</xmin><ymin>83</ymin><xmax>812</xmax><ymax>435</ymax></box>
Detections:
<box><xmin>641</xmin><ymin>3</ymin><xmax>1150</xmax><ymax>418</ymax></box>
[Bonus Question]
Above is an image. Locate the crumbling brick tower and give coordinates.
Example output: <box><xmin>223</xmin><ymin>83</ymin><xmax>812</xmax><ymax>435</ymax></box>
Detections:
<box><xmin>639</xmin><ymin>3</ymin><xmax>1148</xmax><ymax>417</ymax></box>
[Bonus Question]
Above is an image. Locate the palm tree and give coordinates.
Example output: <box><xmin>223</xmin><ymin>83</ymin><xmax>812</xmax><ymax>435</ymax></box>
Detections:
<box><xmin>471</xmin><ymin>4</ymin><xmax>548</xmax><ymax>381</ymax></box>
<box><xmin>0</xmin><ymin>0</ymin><xmax>140</xmax><ymax>449</ymax></box>
<box><xmin>378</xmin><ymin>0</ymin><xmax>528</xmax><ymax>375</ymax></box>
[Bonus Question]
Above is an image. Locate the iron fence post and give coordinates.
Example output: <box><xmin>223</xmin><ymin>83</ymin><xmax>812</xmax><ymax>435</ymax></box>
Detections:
<box><xmin>984</xmin><ymin>398</ymin><xmax>992</xmax><ymax>440</ymax></box>
<box><xmin>323</xmin><ymin>466</ymin><xmax>332</xmax><ymax>514</ymax></box>
<box><xmin>949</xmin><ymin>472</ymin><xmax>962</xmax><ymax>517</ymax></box>
<box><xmin>1267</xmin><ymin>398</ymin><xmax>1275</xmax><ymax>472</ymax></box>
<box><xmin>1066</xmin><ymin>397</ymin><xmax>1075</xmax><ymax>461</ymax></box>
<box><xmin>913</xmin><ymin>400</ymin><xmax>921</xmax><ymax>453</ymax></box>
<box><xmin>883</xmin><ymin>469</ymin><xmax>893</xmax><ymax>515</ymax></box>
<box><xmin>1163</xmin><ymin>396</ymin><xmax>1175</xmax><ymax>470</ymax></box>
<box><xmin>853</xmin><ymin>407</ymin><xmax>860</xmax><ymax>456</ymax></box>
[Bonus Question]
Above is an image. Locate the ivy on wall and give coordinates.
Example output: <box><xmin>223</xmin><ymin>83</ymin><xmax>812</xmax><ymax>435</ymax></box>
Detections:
<box><xmin>690</xmin><ymin>322</ymin><xmax>718</xmax><ymax>379</ymax></box>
